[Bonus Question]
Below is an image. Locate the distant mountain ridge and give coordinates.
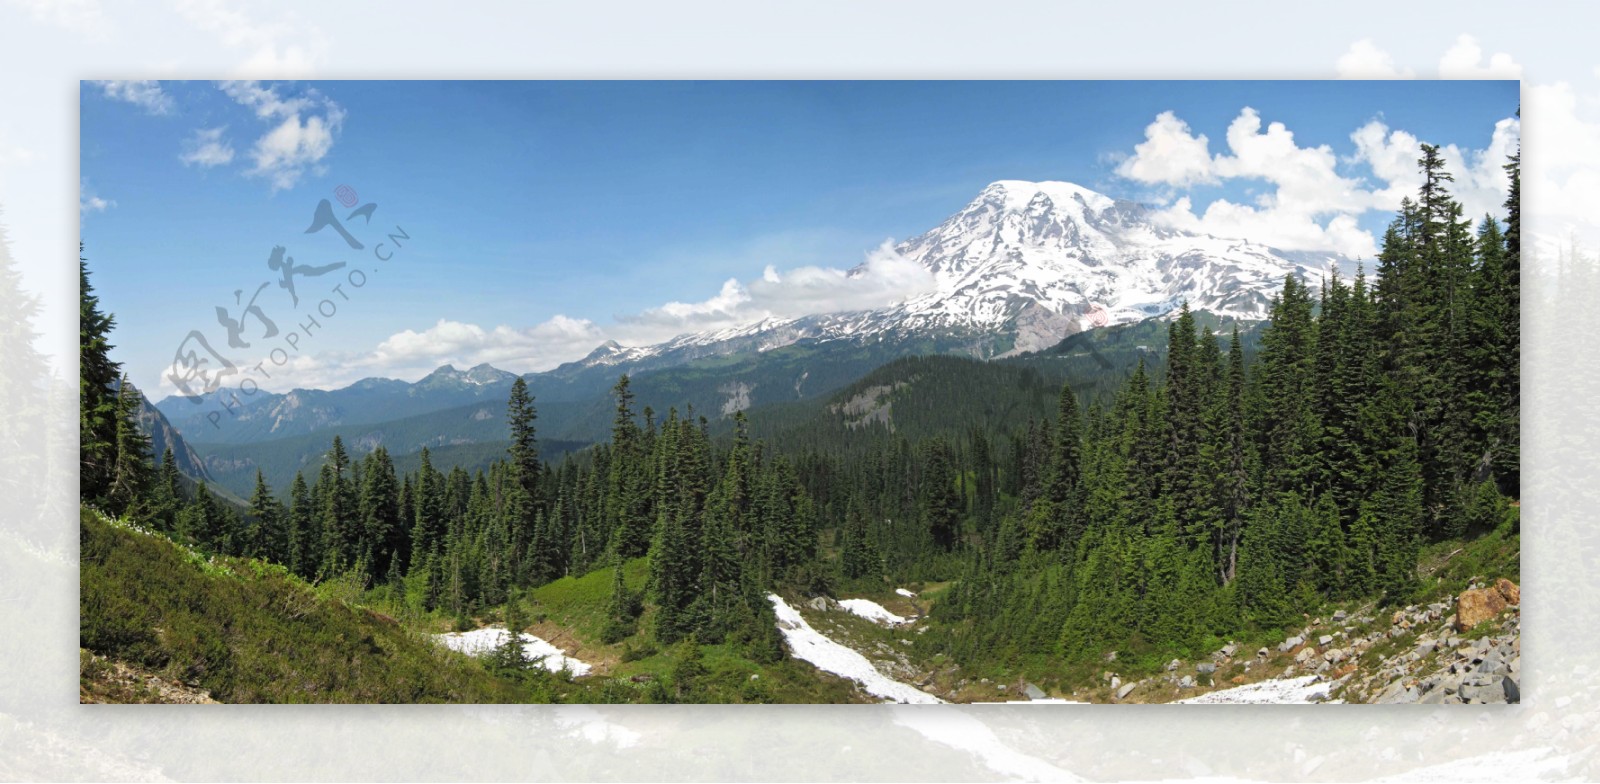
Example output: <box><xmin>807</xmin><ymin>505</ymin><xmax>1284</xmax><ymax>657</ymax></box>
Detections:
<box><xmin>155</xmin><ymin>179</ymin><xmax>1346</xmax><ymax>473</ymax></box>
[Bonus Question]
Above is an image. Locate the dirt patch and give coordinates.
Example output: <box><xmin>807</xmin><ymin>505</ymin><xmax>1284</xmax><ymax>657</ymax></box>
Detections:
<box><xmin>525</xmin><ymin>620</ymin><xmax>616</xmax><ymax>676</ymax></box>
<box><xmin>80</xmin><ymin>650</ymin><xmax>218</xmax><ymax>704</ymax></box>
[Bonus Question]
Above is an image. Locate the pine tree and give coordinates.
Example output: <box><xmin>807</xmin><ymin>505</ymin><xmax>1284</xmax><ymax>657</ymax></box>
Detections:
<box><xmin>80</xmin><ymin>255</ymin><xmax>122</xmax><ymax>506</ymax></box>
<box><xmin>287</xmin><ymin>472</ymin><xmax>315</xmax><ymax>579</ymax></box>
<box><xmin>247</xmin><ymin>469</ymin><xmax>287</xmax><ymax>563</ymax></box>
<box><xmin>106</xmin><ymin>375</ymin><xmax>154</xmax><ymax>518</ymax></box>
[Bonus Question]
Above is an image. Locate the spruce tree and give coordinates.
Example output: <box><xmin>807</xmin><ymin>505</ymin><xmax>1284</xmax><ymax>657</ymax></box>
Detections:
<box><xmin>80</xmin><ymin>255</ymin><xmax>122</xmax><ymax>506</ymax></box>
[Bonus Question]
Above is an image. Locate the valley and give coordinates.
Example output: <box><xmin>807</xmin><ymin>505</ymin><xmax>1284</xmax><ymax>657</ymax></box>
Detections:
<box><xmin>83</xmin><ymin>155</ymin><xmax>1521</xmax><ymax>705</ymax></box>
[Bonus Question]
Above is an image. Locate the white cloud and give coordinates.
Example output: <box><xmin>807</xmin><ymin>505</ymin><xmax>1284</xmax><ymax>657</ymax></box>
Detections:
<box><xmin>614</xmin><ymin>241</ymin><xmax>935</xmax><ymax>344</ymax></box>
<box><xmin>173</xmin><ymin>0</ymin><xmax>324</xmax><ymax>77</ymax></box>
<box><xmin>231</xmin><ymin>242</ymin><xmax>938</xmax><ymax>391</ymax></box>
<box><xmin>1122</xmin><ymin>107</ymin><xmax>1379</xmax><ymax>257</ymax></box>
<box><xmin>1438</xmin><ymin>35</ymin><xmax>1523</xmax><ymax>80</ymax></box>
<box><xmin>5</xmin><ymin>0</ymin><xmax>110</xmax><ymax>38</ymax></box>
<box><xmin>216</xmin><ymin>81</ymin><xmax>344</xmax><ymax>191</ymax></box>
<box><xmin>1120</xmin><ymin>102</ymin><xmax>1517</xmax><ymax>259</ymax></box>
<box><xmin>178</xmin><ymin>126</ymin><xmax>235</xmax><ymax>167</ymax></box>
<box><xmin>1336</xmin><ymin>39</ymin><xmax>1415</xmax><ymax>79</ymax></box>
<box><xmin>92</xmin><ymin>80</ymin><xmax>174</xmax><ymax>115</ymax></box>
<box><xmin>1351</xmin><ymin>116</ymin><xmax>1520</xmax><ymax>222</ymax></box>
<box><xmin>79</xmin><ymin>179</ymin><xmax>115</xmax><ymax>215</ymax></box>
<box><xmin>1116</xmin><ymin>111</ymin><xmax>1215</xmax><ymax>186</ymax></box>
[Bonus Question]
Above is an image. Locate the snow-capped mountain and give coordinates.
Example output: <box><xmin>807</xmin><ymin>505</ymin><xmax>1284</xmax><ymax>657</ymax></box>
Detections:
<box><xmin>569</xmin><ymin>179</ymin><xmax>1348</xmax><ymax>368</ymax></box>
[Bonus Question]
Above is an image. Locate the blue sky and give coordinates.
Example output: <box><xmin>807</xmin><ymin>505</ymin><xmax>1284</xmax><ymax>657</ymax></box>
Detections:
<box><xmin>79</xmin><ymin>80</ymin><xmax>1518</xmax><ymax>396</ymax></box>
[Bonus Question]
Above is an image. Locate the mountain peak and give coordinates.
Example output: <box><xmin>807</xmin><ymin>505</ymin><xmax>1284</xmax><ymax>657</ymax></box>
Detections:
<box><xmin>979</xmin><ymin>179</ymin><xmax>1117</xmax><ymax>213</ymax></box>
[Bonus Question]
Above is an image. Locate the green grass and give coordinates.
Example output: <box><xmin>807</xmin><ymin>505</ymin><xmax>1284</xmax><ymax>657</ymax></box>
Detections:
<box><xmin>80</xmin><ymin>507</ymin><xmax>542</xmax><ymax>703</ymax></box>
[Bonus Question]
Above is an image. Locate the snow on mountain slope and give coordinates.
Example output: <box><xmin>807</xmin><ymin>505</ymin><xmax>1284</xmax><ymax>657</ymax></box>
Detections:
<box><xmin>573</xmin><ymin>179</ymin><xmax>1348</xmax><ymax>369</ymax></box>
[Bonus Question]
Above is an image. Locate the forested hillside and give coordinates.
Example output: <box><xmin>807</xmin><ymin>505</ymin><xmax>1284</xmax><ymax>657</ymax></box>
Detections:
<box><xmin>81</xmin><ymin>144</ymin><xmax>1519</xmax><ymax>702</ymax></box>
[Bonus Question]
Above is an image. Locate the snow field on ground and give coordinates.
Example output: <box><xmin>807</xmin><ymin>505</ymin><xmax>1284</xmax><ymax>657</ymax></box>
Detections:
<box><xmin>838</xmin><ymin>598</ymin><xmax>910</xmax><ymax>626</ymax></box>
<box><xmin>768</xmin><ymin>594</ymin><xmax>942</xmax><ymax>704</ymax></box>
<box><xmin>435</xmin><ymin>627</ymin><xmax>593</xmax><ymax>677</ymax></box>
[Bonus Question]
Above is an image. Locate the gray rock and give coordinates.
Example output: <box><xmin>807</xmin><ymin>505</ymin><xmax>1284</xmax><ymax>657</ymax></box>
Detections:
<box><xmin>1023</xmin><ymin>682</ymin><xmax>1047</xmax><ymax>700</ymax></box>
<box><xmin>1257</xmin><ymin>647</ymin><xmax>1270</xmax><ymax>659</ymax></box>
<box><xmin>1110</xmin><ymin>676</ymin><xmax>1121</xmax><ymax>690</ymax></box>
<box><xmin>1416</xmin><ymin>640</ymin><xmax>1437</xmax><ymax>657</ymax></box>
<box><xmin>1459</xmin><ymin>680</ymin><xmax>1508</xmax><ymax>704</ymax></box>
<box><xmin>1332</xmin><ymin>610</ymin><xmax>1348</xmax><ymax>622</ymax></box>
<box><xmin>1221</xmin><ymin>643</ymin><xmax>1238</xmax><ymax>658</ymax></box>
<box><xmin>1179</xmin><ymin>675</ymin><xmax>1195</xmax><ymax>689</ymax></box>
<box><xmin>806</xmin><ymin>596</ymin><xmax>833</xmax><ymax>611</ymax></box>
<box><xmin>1197</xmin><ymin>662</ymin><xmax>1217</xmax><ymax>675</ymax></box>
<box><xmin>1295</xmin><ymin>647</ymin><xmax>1317</xmax><ymax>664</ymax></box>
<box><xmin>1116</xmin><ymin>682</ymin><xmax>1137</xmax><ymax>700</ymax></box>
<box><xmin>1279</xmin><ymin>636</ymin><xmax>1304</xmax><ymax>652</ymax></box>
<box><xmin>1167</xmin><ymin>658</ymin><xmax>1182</xmax><ymax>672</ymax></box>
<box><xmin>1504</xmin><ymin>677</ymin><xmax>1520</xmax><ymax>703</ymax></box>
<box><xmin>1319</xmin><ymin>634</ymin><xmax>1335</xmax><ymax>646</ymax></box>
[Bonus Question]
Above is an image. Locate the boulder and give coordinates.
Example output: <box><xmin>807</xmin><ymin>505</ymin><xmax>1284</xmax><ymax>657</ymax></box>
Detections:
<box><xmin>1323</xmin><ymin>648</ymin><xmax>1348</xmax><ymax>664</ymax></box>
<box><xmin>1504</xmin><ymin>676</ymin><xmax>1521</xmax><ymax>703</ymax></box>
<box><xmin>1456</xmin><ymin>587</ymin><xmax>1509</xmax><ymax>632</ymax></box>
<box><xmin>806</xmin><ymin>596</ymin><xmax>833</xmax><ymax>612</ymax></box>
<box><xmin>1167</xmin><ymin>658</ymin><xmax>1182</xmax><ymax>672</ymax></box>
<box><xmin>1115</xmin><ymin>682</ymin><xmax>1137</xmax><ymax>700</ymax></box>
<box><xmin>1196</xmin><ymin>662</ymin><xmax>1217</xmax><ymax>675</ymax></box>
<box><xmin>1295</xmin><ymin>647</ymin><xmax>1317</xmax><ymax>664</ymax></box>
<box><xmin>1332</xmin><ymin>610</ymin><xmax>1348</xmax><ymax>623</ymax></box>
<box><xmin>1495</xmin><ymin>578</ymin><xmax>1521</xmax><ymax>605</ymax></box>
<box><xmin>1179</xmin><ymin>675</ymin><xmax>1195</xmax><ymax>689</ymax></box>
<box><xmin>1416</xmin><ymin>640</ymin><xmax>1437</xmax><ymax>657</ymax></box>
<box><xmin>1257</xmin><ymin>647</ymin><xmax>1270</xmax><ymax>659</ymax></box>
<box><xmin>1318</xmin><ymin>634</ymin><xmax>1335</xmax><ymax>647</ymax></box>
<box><xmin>1220</xmin><ymin>643</ymin><xmax>1238</xmax><ymax>658</ymax></box>
<box><xmin>1278</xmin><ymin>636</ymin><xmax>1304</xmax><ymax>653</ymax></box>
<box><xmin>1110</xmin><ymin>676</ymin><xmax>1121</xmax><ymax>690</ymax></box>
<box><xmin>1460</xmin><ymin>679</ymin><xmax>1508</xmax><ymax>704</ymax></box>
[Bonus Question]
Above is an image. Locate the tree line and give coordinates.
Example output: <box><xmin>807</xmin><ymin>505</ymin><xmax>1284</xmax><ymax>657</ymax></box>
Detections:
<box><xmin>82</xmin><ymin>141</ymin><xmax>1517</xmax><ymax>672</ymax></box>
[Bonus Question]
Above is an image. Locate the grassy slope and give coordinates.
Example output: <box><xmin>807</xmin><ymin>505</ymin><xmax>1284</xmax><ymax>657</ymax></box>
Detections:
<box><xmin>522</xmin><ymin>560</ymin><xmax>868</xmax><ymax>704</ymax></box>
<box><xmin>79</xmin><ymin>507</ymin><xmax>538</xmax><ymax>703</ymax></box>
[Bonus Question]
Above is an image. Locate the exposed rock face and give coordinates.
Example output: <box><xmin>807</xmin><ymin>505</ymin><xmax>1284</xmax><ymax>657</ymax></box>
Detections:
<box><xmin>1495</xmin><ymin>578</ymin><xmax>1521</xmax><ymax>606</ymax></box>
<box><xmin>1457</xmin><ymin>580</ymin><xmax>1518</xmax><ymax>632</ymax></box>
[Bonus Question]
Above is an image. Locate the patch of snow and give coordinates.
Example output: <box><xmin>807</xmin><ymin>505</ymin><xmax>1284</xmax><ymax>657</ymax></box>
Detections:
<box><xmin>1174</xmin><ymin>674</ymin><xmax>1338</xmax><ymax>704</ymax></box>
<box><xmin>895</xmin><ymin>588</ymin><xmax>917</xmax><ymax>598</ymax></box>
<box><xmin>768</xmin><ymin>594</ymin><xmax>942</xmax><ymax>704</ymax></box>
<box><xmin>552</xmin><ymin>705</ymin><xmax>642</xmax><ymax>749</ymax></box>
<box><xmin>435</xmin><ymin>626</ymin><xmax>593</xmax><ymax>677</ymax></box>
<box><xmin>973</xmin><ymin>697</ymin><xmax>1088</xmax><ymax>704</ymax></box>
<box><xmin>838</xmin><ymin>598</ymin><xmax>909</xmax><ymax>626</ymax></box>
<box><xmin>891</xmin><ymin>708</ymin><xmax>1084</xmax><ymax>781</ymax></box>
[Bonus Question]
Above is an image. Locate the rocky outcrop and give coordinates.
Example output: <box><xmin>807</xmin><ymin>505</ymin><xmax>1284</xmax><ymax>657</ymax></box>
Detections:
<box><xmin>1456</xmin><ymin>578</ymin><xmax>1520</xmax><ymax>632</ymax></box>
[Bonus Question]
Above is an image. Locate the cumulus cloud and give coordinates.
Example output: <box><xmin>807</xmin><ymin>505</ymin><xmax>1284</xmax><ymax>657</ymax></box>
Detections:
<box><xmin>179</xmin><ymin>126</ymin><xmax>235</xmax><ymax>167</ymax></box>
<box><xmin>1351</xmin><ymin>115</ymin><xmax>1520</xmax><ymax>222</ymax></box>
<box><xmin>228</xmin><ymin>242</ymin><xmax>938</xmax><ymax>391</ymax></box>
<box><xmin>79</xmin><ymin>178</ymin><xmax>115</xmax><ymax>215</ymax></box>
<box><xmin>174</xmin><ymin>0</ymin><xmax>324</xmax><ymax>77</ymax></box>
<box><xmin>1116</xmin><ymin>111</ymin><xmax>1215</xmax><ymax>186</ymax></box>
<box><xmin>92</xmin><ymin>80</ymin><xmax>174</xmax><ymax>115</ymax></box>
<box><xmin>1335</xmin><ymin>39</ymin><xmax>1415</xmax><ymax>79</ymax></box>
<box><xmin>1119</xmin><ymin>103</ymin><xmax>1518</xmax><ymax>259</ymax></box>
<box><xmin>1438</xmin><ymin>35</ymin><xmax>1523</xmax><ymax>79</ymax></box>
<box><xmin>217</xmin><ymin>80</ymin><xmax>344</xmax><ymax>190</ymax></box>
<box><xmin>7</xmin><ymin>0</ymin><xmax>110</xmax><ymax>38</ymax></box>
<box><xmin>614</xmin><ymin>241</ymin><xmax>935</xmax><ymax>344</ymax></box>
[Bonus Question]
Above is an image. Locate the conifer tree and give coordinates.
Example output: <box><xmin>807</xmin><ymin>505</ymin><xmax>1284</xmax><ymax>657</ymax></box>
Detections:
<box><xmin>79</xmin><ymin>255</ymin><xmax>122</xmax><ymax>506</ymax></box>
